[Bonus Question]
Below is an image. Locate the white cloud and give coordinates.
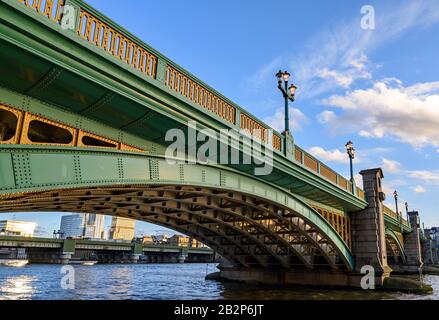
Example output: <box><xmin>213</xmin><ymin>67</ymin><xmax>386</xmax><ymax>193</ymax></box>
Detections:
<box><xmin>413</xmin><ymin>185</ymin><xmax>427</xmax><ymax>193</ymax></box>
<box><xmin>317</xmin><ymin>55</ymin><xmax>372</xmax><ymax>89</ymax></box>
<box><xmin>264</xmin><ymin>107</ymin><xmax>308</xmax><ymax>133</ymax></box>
<box><xmin>354</xmin><ymin>174</ymin><xmax>363</xmax><ymax>188</ymax></box>
<box><xmin>407</xmin><ymin>170</ymin><xmax>439</xmax><ymax>185</ymax></box>
<box><xmin>382</xmin><ymin>158</ymin><xmax>402</xmax><ymax>173</ymax></box>
<box><xmin>318</xmin><ymin>68</ymin><xmax>355</xmax><ymax>88</ymax></box>
<box><xmin>323</xmin><ymin>80</ymin><xmax>439</xmax><ymax>148</ymax></box>
<box><xmin>248</xmin><ymin>0</ymin><xmax>439</xmax><ymax>98</ymax></box>
<box><xmin>308</xmin><ymin>147</ymin><xmax>348</xmax><ymax>164</ymax></box>
<box><xmin>317</xmin><ymin>110</ymin><xmax>337</xmax><ymax>124</ymax></box>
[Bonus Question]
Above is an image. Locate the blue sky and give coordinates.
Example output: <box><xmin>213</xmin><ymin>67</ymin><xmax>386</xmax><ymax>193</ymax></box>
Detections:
<box><xmin>2</xmin><ymin>0</ymin><xmax>439</xmax><ymax>235</ymax></box>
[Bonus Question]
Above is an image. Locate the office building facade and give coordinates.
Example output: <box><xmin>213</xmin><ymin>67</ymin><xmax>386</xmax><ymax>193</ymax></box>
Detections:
<box><xmin>109</xmin><ymin>217</ymin><xmax>135</xmax><ymax>241</ymax></box>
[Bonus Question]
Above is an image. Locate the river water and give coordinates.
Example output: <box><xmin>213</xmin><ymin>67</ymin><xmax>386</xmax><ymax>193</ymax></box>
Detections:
<box><xmin>0</xmin><ymin>263</ymin><xmax>438</xmax><ymax>300</ymax></box>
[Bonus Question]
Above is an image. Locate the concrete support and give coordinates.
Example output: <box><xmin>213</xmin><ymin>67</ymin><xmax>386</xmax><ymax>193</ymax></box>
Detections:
<box><xmin>129</xmin><ymin>254</ymin><xmax>141</xmax><ymax>264</ymax></box>
<box><xmin>350</xmin><ymin>168</ymin><xmax>391</xmax><ymax>287</ymax></box>
<box><xmin>283</xmin><ymin>133</ymin><xmax>295</xmax><ymax>160</ymax></box>
<box><xmin>178</xmin><ymin>253</ymin><xmax>187</xmax><ymax>263</ymax></box>
<box><xmin>60</xmin><ymin>253</ymin><xmax>72</xmax><ymax>265</ymax></box>
<box><xmin>178</xmin><ymin>248</ymin><xmax>188</xmax><ymax>263</ymax></box>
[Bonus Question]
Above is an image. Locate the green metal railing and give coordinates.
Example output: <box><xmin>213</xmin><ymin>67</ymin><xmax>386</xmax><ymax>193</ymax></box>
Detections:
<box><xmin>383</xmin><ymin>205</ymin><xmax>411</xmax><ymax>228</ymax></box>
<box><xmin>295</xmin><ymin>146</ymin><xmax>366</xmax><ymax>200</ymax></box>
<box><xmin>13</xmin><ymin>0</ymin><xmax>366</xmax><ymax>202</ymax></box>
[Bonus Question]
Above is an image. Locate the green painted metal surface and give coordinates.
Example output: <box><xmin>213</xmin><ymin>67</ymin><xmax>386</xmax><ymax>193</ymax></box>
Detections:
<box><xmin>62</xmin><ymin>239</ymin><xmax>76</xmax><ymax>254</ymax></box>
<box><xmin>384</xmin><ymin>213</ymin><xmax>412</xmax><ymax>233</ymax></box>
<box><xmin>0</xmin><ymin>0</ymin><xmax>367</xmax><ymax>213</ymax></box>
<box><xmin>132</xmin><ymin>243</ymin><xmax>143</xmax><ymax>255</ymax></box>
<box><xmin>0</xmin><ymin>145</ymin><xmax>354</xmax><ymax>269</ymax></box>
<box><xmin>1</xmin><ymin>0</ymin><xmax>415</xmax><ymax>270</ymax></box>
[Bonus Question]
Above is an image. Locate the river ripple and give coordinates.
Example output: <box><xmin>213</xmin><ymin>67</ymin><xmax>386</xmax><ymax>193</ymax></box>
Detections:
<box><xmin>0</xmin><ymin>264</ymin><xmax>438</xmax><ymax>300</ymax></box>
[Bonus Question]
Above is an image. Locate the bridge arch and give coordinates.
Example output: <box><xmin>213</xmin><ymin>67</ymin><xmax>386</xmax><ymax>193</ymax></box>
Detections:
<box><xmin>385</xmin><ymin>228</ymin><xmax>407</xmax><ymax>265</ymax></box>
<box><xmin>0</xmin><ymin>145</ymin><xmax>354</xmax><ymax>270</ymax></box>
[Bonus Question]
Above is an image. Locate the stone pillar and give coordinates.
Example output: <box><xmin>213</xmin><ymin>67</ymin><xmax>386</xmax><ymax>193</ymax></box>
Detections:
<box><xmin>402</xmin><ymin>211</ymin><xmax>423</xmax><ymax>272</ymax></box>
<box><xmin>131</xmin><ymin>243</ymin><xmax>143</xmax><ymax>264</ymax></box>
<box><xmin>178</xmin><ymin>253</ymin><xmax>187</xmax><ymax>263</ymax></box>
<box><xmin>351</xmin><ymin>168</ymin><xmax>391</xmax><ymax>286</ymax></box>
<box><xmin>283</xmin><ymin>133</ymin><xmax>295</xmax><ymax>160</ymax></box>
<box><xmin>178</xmin><ymin>248</ymin><xmax>188</xmax><ymax>263</ymax></box>
<box><xmin>129</xmin><ymin>254</ymin><xmax>141</xmax><ymax>264</ymax></box>
<box><xmin>61</xmin><ymin>239</ymin><xmax>75</xmax><ymax>264</ymax></box>
<box><xmin>59</xmin><ymin>253</ymin><xmax>72</xmax><ymax>265</ymax></box>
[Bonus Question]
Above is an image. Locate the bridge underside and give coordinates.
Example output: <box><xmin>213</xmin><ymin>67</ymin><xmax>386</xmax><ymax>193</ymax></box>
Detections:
<box><xmin>386</xmin><ymin>230</ymin><xmax>407</xmax><ymax>265</ymax></box>
<box><xmin>0</xmin><ymin>184</ymin><xmax>351</xmax><ymax>271</ymax></box>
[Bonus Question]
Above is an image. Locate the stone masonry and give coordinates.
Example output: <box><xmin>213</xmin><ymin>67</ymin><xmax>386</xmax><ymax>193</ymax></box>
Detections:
<box><xmin>351</xmin><ymin>168</ymin><xmax>392</xmax><ymax>286</ymax></box>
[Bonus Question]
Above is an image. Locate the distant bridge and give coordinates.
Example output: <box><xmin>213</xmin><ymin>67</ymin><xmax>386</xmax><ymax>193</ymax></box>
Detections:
<box><xmin>0</xmin><ymin>235</ymin><xmax>214</xmax><ymax>263</ymax></box>
<box><xmin>0</xmin><ymin>0</ymin><xmax>432</xmax><ymax>287</ymax></box>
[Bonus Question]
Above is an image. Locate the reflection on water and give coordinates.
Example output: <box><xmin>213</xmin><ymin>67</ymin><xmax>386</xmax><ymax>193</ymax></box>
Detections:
<box><xmin>0</xmin><ymin>263</ymin><xmax>438</xmax><ymax>300</ymax></box>
<box><xmin>0</xmin><ymin>275</ymin><xmax>37</xmax><ymax>300</ymax></box>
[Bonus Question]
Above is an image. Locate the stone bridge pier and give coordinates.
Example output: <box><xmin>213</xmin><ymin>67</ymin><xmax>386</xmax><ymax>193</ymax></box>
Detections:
<box><xmin>350</xmin><ymin>168</ymin><xmax>391</xmax><ymax>287</ymax></box>
<box><xmin>392</xmin><ymin>212</ymin><xmax>423</xmax><ymax>274</ymax></box>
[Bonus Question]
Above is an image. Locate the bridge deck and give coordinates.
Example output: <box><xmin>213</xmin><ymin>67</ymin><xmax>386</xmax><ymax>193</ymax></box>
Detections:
<box><xmin>0</xmin><ymin>0</ymin><xmax>367</xmax><ymax>213</ymax></box>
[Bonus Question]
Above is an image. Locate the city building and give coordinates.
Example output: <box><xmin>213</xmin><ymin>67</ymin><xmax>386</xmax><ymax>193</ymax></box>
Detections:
<box><xmin>59</xmin><ymin>213</ymin><xmax>105</xmax><ymax>239</ymax></box>
<box><xmin>109</xmin><ymin>217</ymin><xmax>135</xmax><ymax>241</ymax></box>
<box><xmin>191</xmin><ymin>238</ymin><xmax>208</xmax><ymax>249</ymax></box>
<box><xmin>83</xmin><ymin>214</ymin><xmax>105</xmax><ymax>239</ymax></box>
<box><xmin>168</xmin><ymin>235</ymin><xmax>190</xmax><ymax>247</ymax></box>
<box><xmin>152</xmin><ymin>234</ymin><xmax>170</xmax><ymax>245</ymax></box>
<box><xmin>59</xmin><ymin>214</ymin><xmax>82</xmax><ymax>238</ymax></box>
<box><xmin>430</xmin><ymin>227</ymin><xmax>439</xmax><ymax>248</ymax></box>
<box><xmin>167</xmin><ymin>235</ymin><xmax>207</xmax><ymax>248</ymax></box>
<box><xmin>430</xmin><ymin>227</ymin><xmax>439</xmax><ymax>239</ymax></box>
<box><xmin>141</xmin><ymin>236</ymin><xmax>154</xmax><ymax>244</ymax></box>
<box><xmin>0</xmin><ymin>220</ymin><xmax>37</xmax><ymax>237</ymax></box>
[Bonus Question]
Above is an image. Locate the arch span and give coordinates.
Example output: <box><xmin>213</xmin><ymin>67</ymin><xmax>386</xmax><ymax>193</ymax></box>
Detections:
<box><xmin>385</xmin><ymin>228</ymin><xmax>407</xmax><ymax>265</ymax></box>
<box><xmin>0</xmin><ymin>145</ymin><xmax>354</xmax><ymax>270</ymax></box>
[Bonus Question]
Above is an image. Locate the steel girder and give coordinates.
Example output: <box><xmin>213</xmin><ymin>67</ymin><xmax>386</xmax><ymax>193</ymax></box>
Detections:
<box><xmin>0</xmin><ymin>145</ymin><xmax>354</xmax><ymax>270</ymax></box>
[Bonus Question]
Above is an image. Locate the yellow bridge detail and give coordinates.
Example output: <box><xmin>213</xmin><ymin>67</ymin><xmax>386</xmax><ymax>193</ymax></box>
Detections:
<box><xmin>0</xmin><ymin>104</ymin><xmax>143</xmax><ymax>152</ymax></box>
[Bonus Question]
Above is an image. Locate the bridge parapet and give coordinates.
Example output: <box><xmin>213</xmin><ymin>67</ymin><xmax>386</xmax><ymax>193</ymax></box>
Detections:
<box><xmin>8</xmin><ymin>0</ymin><xmax>367</xmax><ymax>202</ymax></box>
<box><xmin>4</xmin><ymin>0</ymin><xmax>368</xmax><ymax>204</ymax></box>
<box><xmin>383</xmin><ymin>205</ymin><xmax>411</xmax><ymax>231</ymax></box>
<box><xmin>294</xmin><ymin>146</ymin><xmax>365</xmax><ymax>200</ymax></box>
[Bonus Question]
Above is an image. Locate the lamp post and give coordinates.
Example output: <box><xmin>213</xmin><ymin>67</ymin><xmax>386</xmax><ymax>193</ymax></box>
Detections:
<box><xmin>394</xmin><ymin>190</ymin><xmax>399</xmax><ymax>217</ymax></box>
<box><xmin>405</xmin><ymin>201</ymin><xmax>412</xmax><ymax>228</ymax></box>
<box><xmin>394</xmin><ymin>190</ymin><xmax>403</xmax><ymax>231</ymax></box>
<box><xmin>276</xmin><ymin>70</ymin><xmax>297</xmax><ymax>136</ymax></box>
<box><xmin>345</xmin><ymin>141</ymin><xmax>356</xmax><ymax>194</ymax></box>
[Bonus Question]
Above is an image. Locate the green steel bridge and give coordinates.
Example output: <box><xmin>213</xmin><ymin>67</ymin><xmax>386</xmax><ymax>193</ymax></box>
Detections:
<box><xmin>0</xmin><ymin>0</ymin><xmax>424</xmax><ymax>287</ymax></box>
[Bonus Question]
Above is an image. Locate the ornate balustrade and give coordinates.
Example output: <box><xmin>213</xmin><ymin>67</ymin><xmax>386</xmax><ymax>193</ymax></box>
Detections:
<box><xmin>13</xmin><ymin>0</ymin><xmax>367</xmax><ymax>201</ymax></box>
<box><xmin>383</xmin><ymin>205</ymin><xmax>410</xmax><ymax>227</ymax></box>
<box><xmin>295</xmin><ymin>146</ymin><xmax>366</xmax><ymax>201</ymax></box>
